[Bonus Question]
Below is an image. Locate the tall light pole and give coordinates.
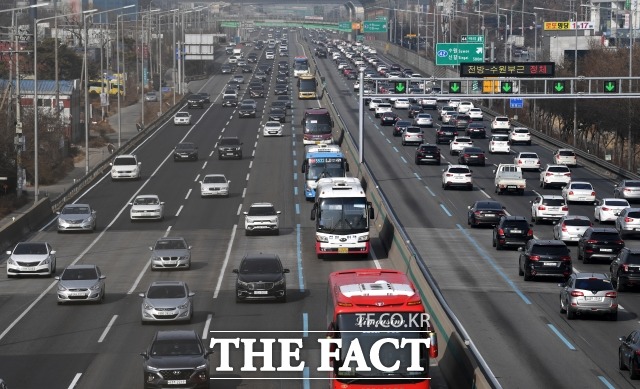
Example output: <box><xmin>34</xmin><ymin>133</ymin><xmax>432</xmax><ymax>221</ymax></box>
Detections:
<box><xmin>535</xmin><ymin>7</ymin><xmax>578</xmax><ymax>147</ymax></box>
<box><xmin>498</xmin><ymin>13</ymin><xmax>508</xmax><ymax>61</ymax></box>
<box><xmin>84</xmin><ymin>5</ymin><xmax>134</xmax><ymax>174</ymax></box>
<box><xmin>34</xmin><ymin>7</ymin><xmax>93</xmax><ymax>203</ymax></box>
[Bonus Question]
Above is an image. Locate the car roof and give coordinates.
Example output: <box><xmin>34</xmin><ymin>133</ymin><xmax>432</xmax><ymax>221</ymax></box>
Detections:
<box><xmin>586</xmin><ymin>227</ymin><xmax>619</xmax><ymax>232</ymax></box>
<box><xmin>545</xmin><ymin>164</ymin><xmax>569</xmax><ymax>169</ymax></box>
<box><xmin>65</xmin><ymin>264</ymin><xmax>97</xmax><ymax>270</ymax></box>
<box><xmin>561</xmin><ymin>215</ymin><xmax>590</xmax><ymax>220</ymax></box>
<box><xmin>136</xmin><ymin>194</ymin><xmax>159</xmax><ymax>199</ymax></box>
<box><xmin>447</xmin><ymin>164</ymin><xmax>470</xmax><ymax>169</ymax></box>
<box><xmin>115</xmin><ymin>154</ymin><xmax>136</xmax><ymax>159</ymax></box>
<box><xmin>242</xmin><ymin>253</ymin><xmax>281</xmax><ymax>262</ymax></box>
<box><xmin>149</xmin><ymin>280</ymin><xmax>186</xmax><ymax>287</ymax></box>
<box><xmin>531</xmin><ymin>239</ymin><xmax>567</xmax><ymax>246</ymax></box>
<box><xmin>250</xmin><ymin>202</ymin><xmax>275</xmax><ymax>207</ymax></box>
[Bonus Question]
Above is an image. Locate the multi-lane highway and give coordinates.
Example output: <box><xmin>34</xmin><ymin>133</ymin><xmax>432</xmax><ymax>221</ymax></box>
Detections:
<box><xmin>0</xmin><ymin>27</ymin><xmax>637</xmax><ymax>389</ymax></box>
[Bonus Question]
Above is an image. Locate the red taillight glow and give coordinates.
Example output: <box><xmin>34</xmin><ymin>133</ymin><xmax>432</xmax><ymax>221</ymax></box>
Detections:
<box><xmin>625</xmin><ymin>217</ymin><xmax>634</xmax><ymax>222</ymax></box>
<box><xmin>561</xmin><ymin>224</ymin><xmax>568</xmax><ymax>232</ymax></box>
<box><xmin>605</xmin><ymin>292</ymin><xmax>618</xmax><ymax>298</ymax></box>
<box><xmin>591</xmin><ymin>191</ymin><xmax>596</xmax><ymax>196</ymax></box>
<box><xmin>561</xmin><ymin>255</ymin><xmax>572</xmax><ymax>262</ymax></box>
<box><xmin>538</xmin><ymin>205</ymin><xmax>546</xmax><ymax>210</ymax></box>
<box><xmin>622</xmin><ymin>264</ymin><xmax>630</xmax><ymax>272</ymax></box>
<box><xmin>602</xmin><ymin>207</ymin><xmax>610</xmax><ymax>211</ymax></box>
<box><xmin>529</xmin><ymin>255</ymin><xmax>541</xmax><ymax>261</ymax></box>
<box><xmin>464</xmin><ymin>154</ymin><xmax>470</xmax><ymax>157</ymax></box>
<box><xmin>570</xmin><ymin>291</ymin><xmax>584</xmax><ymax>297</ymax></box>
<box><xmin>546</xmin><ymin>172</ymin><xmax>553</xmax><ymax>176</ymax></box>
<box><xmin>569</xmin><ymin>191</ymin><xmax>574</xmax><ymax>195</ymax></box>
<box><xmin>498</xmin><ymin>228</ymin><xmax>504</xmax><ymax>236</ymax></box>
<box><xmin>527</xmin><ymin>229</ymin><xmax>534</xmax><ymax>236</ymax></box>
<box><xmin>562</xmin><ymin>206</ymin><xmax>569</xmax><ymax>211</ymax></box>
<box><xmin>586</xmin><ymin>240</ymin><xmax>598</xmax><ymax>244</ymax></box>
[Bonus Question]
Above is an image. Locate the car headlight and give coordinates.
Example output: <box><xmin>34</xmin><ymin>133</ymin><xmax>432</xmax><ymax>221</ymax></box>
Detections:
<box><xmin>237</xmin><ymin>280</ymin><xmax>250</xmax><ymax>288</ymax></box>
<box><xmin>358</xmin><ymin>235</ymin><xmax>370</xmax><ymax>242</ymax></box>
<box><xmin>143</xmin><ymin>302</ymin><xmax>154</xmax><ymax>310</ymax></box>
<box><xmin>316</xmin><ymin>234</ymin><xmax>328</xmax><ymax>243</ymax></box>
<box><xmin>178</xmin><ymin>301</ymin><xmax>190</xmax><ymax>310</ymax></box>
<box><xmin>57</xmin><ymin>284</ymin><xmax>68</xmax><ymax>291</ymax></box>
<box><xmin>245</xmin><ymin>217</ymin><xmax>254</xmax><ymax>223</ymax></box>
<box><xmin>42</xmin><ymin>257</ymin><xmax>51</xmax><ymax>265</ymax></box>
<box><xmin>150</xmin><ymin>256</ymin><xmax>161</xmax><ymax>261</ymax></box>
<box><xmin>145</xmin><ymin>365</ymin><xmax>161</xmax><ymax>373</ymax></box>
<box><xmin>196</xmin><ymin>363</ymin><xmax>208</xmax><ymax>370</ymax></box>
<box><xmin>7</xmin><ymin>258</ymin><xmax>15</xmax><ymax>265</ymax></box>
<box><xmin>274</xmin><ymin>278</ymin><xmax>285</xmax><ymax>286</ymax></box>
<box><xmin>89</xmin><ymin>283</ymin><xmax>101</xmax><ymax>291</ymax></box>
<box><xmin>178</xmin><ymin>256</ymin><xmax>190</xmax><ymax>261</ymax></box>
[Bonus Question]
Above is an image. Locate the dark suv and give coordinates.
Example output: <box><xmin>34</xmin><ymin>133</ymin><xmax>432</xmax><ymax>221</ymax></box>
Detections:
<box><xmin>518</xmin><ymin>239</ymin><xmax>572</xmax><ymax>281</ymax></box>
<box><xmin>493</xmin><ymin>216</ymin><xmax>533</xmax><ymax>250</ymax></box>
<box><xmin>436</xmin><ymin>125</ymin><xmax>458</xmax><ymax>144</ymax></box>
<box><xmin>217</xmin><ymin>137</ymin><xmax>242</xmax><ymax>159</ymax></box>
<box><xmin>140</xmin><ymin>330</ymin><xmax>212</xmax><ymax>389</ymax></box>
<box><xmin>414</xmin><ymin>144</ymin><xmax>441</xmax><ymax>165</ymax></box>
<box><xmin>610</xmin><ymin>248</ymin><xmax>640</xmax><ymax>291</ymax></box>
<box><xmin>578</xmin><ymin>227</ymin><xmax>625</xmax><ymax>264</ymax></box>
<box><xmin>232</xmin><ymin>253</ymin><xmax>289</xmax><ymax>302</ymax></box>
<box><xmin>187</xmin><ymin>94</ymin><xmax>204</xmax><ymax>109</ymax></box>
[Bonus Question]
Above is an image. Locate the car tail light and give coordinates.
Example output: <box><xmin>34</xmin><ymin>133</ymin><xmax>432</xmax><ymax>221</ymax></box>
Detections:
<box><xmin>529</xmin><ymin>255</ymin><xmax>540</xmax><ymax>261</ymax></box>
<box><xmin>527</xmin><ymin>229</ymin><xmax>534</xmax><ymax>237</ymax></box>
<box><xmin>497</xmin><ymin>228</ymin><xmax>504</xmax><ymax>236</ymax></box>
<box><xmin>605</xmin><ymin>291</ymin><xmax>617</xmax><ymax>298</ymax></box>
<box><xmin>625</xmin><ymin>217</ymin><xmax>634</xmax><ymax>222</ymax></box>
<box><xmin>517</xmin><ymin>160</ymin><xmax>522</xmax><ymax>164</ymax></box>
<box><xmin>616</xmin><ymin>240</ymin><xmax>625</xmax><ymax>244</ymax></box>
<box><xmin>602</xmin><ymin>207</ymin><xmax>610</xmax><ymax>211</ymax></box>
<box><xmin>586</xmin><ymin>240</ymin><xmax>597</xmax><ymax>244</ymax></box>
<box><xmin>622</xmin><ymin>264</ymin><xmax>630</xmax><ymax>272</ymax></box>
<box><xmin>562</xmin><ymin>206</ymin><xmax>569</xmax><ymax>211</ymax></box>
<box><xmin>625</xmin><ymin>188</ymin><xmax>632</xmax><ymax>192</ymax></box>
<box><xmin>591</xmin><ymin>191</ymin><xmax>596</xmax><ymax>196</ymax></box>
<box><xmin>490</xmin><ymin>141</ymin><xmax>495</xmax><ymax>145</ymax></box>
<box><xmin>546</xmin><ymin>172</ymin><xmax>553</xmax><ymax>176</ymax></box>
<box><xmin>570</xmin><ymin>290</ymin><xmax>584</xmax><ymax>297</ymax></box>
<box><xmin>446</xmin><ymin>173</ymin><xmax>453</xmax><ymax>177</ymax></box>
<box><xmin>465</xmin><ymin>174</ymin><xmax>472</xmax><ymax>177</ymax></box>
<box><xmin>565</xmin><ymin>173</ymin><xmax>571</xmax><ymax>176</ymax></box>
<box><xmin>538</xmin><ymin>205</ymin><xmax>546</xmax><ymax>210</ymax></box>
<box><xmin>561</xmin><ymin>255</ymin><xmax>572</xmax><ymax>262</ymax></box>
<box><xmin>474</xmin><ymin>211</ymin><xmax>482</xmax><ymax>215</ymax></box>
<box><xmin>561</xmin><ymin>224</ymin><xmax>568</xmax><ymax>232</ymax></box>
<box><xmin>569</xmin><ymin>191</ymin><xmax>574</xmax><ymax>195</ymax></box>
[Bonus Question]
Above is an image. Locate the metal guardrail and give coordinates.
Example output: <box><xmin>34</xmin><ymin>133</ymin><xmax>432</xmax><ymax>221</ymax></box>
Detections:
<box><xmin>49</xmin><ymin>96</ymin><xmax>188</xmax><ymax>212</ymax></box>
<box><xmin>311</xmin><ymin>48</ymin><xmax>501</xmax><ymax>388</ymax></box>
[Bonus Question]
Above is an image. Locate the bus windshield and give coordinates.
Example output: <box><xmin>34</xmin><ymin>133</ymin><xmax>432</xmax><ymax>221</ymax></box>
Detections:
<box><xmin>335</xmin><ymin>313</ymin><xmax>428</xmax><ymax>380</ymax></box>
<box><xmin>306</xmin><ymin>158</ymin><xmax>345</xmax><ymax>181</ymax></box>
<box><xmin>318</xmin><ymin>198</ymin><xmax>369</xmax><ymax>233</ymax></box>
<box><xmin>304</xmin><ymin>115</ymin><xmax>332</xmax><ymax>135</ymax></box>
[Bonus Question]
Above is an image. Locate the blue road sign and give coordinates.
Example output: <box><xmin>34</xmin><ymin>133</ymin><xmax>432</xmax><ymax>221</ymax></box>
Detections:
<box><xmin>510</xmin><ymin>98</ymin><xmax>524</xmax><ymax>109</ymax></box>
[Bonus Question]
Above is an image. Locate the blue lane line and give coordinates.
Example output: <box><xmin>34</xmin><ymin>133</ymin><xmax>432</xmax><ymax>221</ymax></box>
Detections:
<box><xmin>425</xmin><ymin>186</ymin><xmax>436</xmax><ymax>197</ymax></box>
<box><xmin>597</xmin><ymin>376</ymin><xmax>615</xmax><ymax>389</ymax></box>
<box><xmin>302</xmin><ymin>313</ymin><xmax>308</xmax><ymax>337</ymax></box>
<box><xmin>546</xmin><ymin>324</ymin><xmax>576</xmax><ymax>350</ymax></box>
<box><xmin>294</xmin><ymin>187</ymin><xmax>298</xmax><ymax>196</ymax></box>
<box><xmin>439</xmin><ymin>204</ymin><xmax>452</xmax><ymax>217</ymax></box>
<box><xmin>400</xmin><ymin>156</ymin><xmax>407</xmax><ymax>164</ymax></box>
<box><xmin>456</xmin><ymin>224</ymin><xmax>533</xmax><ymax>305</ymax></box>
<box><xmin>413</xmin><ymin>173</ymin><xmax>422</xmax><ymax>181</ymax></box>
<box><xmin>303</xmin><ymin>366</ymin><xmax>310</xmax><ymax>389</ymax></box>
<box><xmin>296</xmin><ymin>224</ymin><xmax>305</xmax><ymax>291</ymax></box>
<box><xmin>295</xmin><ymin>204</ymin><xmax>300</xmax><ymax>215</ymax></box>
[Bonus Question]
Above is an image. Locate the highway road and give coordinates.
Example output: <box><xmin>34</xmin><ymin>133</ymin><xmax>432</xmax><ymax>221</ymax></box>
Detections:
<box><xmin>0</xmin><ymin>27</ymin><xmax>636</xmax><ymax>389</ymax></box>
<box><xmin>309</xmin><ymin>35</ymin><xmax>640</xmax><ymax>388</ymax></box>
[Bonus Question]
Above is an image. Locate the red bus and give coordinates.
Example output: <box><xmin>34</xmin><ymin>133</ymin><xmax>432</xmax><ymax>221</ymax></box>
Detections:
<box><xmin>325</xmin><ymin>269</ymin><xmax>438</xmax><ymax>388</ymax></box>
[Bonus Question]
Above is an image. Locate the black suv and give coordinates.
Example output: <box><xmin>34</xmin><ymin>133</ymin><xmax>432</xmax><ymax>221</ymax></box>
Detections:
<box><xmin>217</xmin><ymin>137</ymin><xmax>242</xmax><ymax>159</ymax></box>
<box><xmin>414</xmin><ymin>144</ymin><xmax>441</xmax><ymax>165</ymax></box>
<box><xmin>436</xmin><ymin>125</ymin><xmax>458</xmax><ymax>144</ymax></box>
<box><xmin>493</xmin><ymin>216</ymin><xmax>533</xmax><ymax>250</ymax></box>
<box><xmin>140</xmin><ymin>330</ymin><xmax>212</xmax><ymax>389</ymax></box>
<box><xmin>315</xmin><ymin>48</ymin><xmax>327</xmax><ymax>58</ymax></box>
<box><xmin>518</xmin><ymin>239</ymin><xmax>572</xmax><ymax>281</ymax></box>
<box><xmin>249</xmin><ymin>84</ymin><xmax>265</xmax><ymax>98</ymax></box>
<box><xmin>610</xmin><ymin>248</ymin><xmax>640</xmax><ymax>291</ymax></box>
<box><xmin>187</xmin><ymin>94</ymin><xmax>204</xmax><ymax>109</ymax></box>
<box><xmin>578</xmin><ymin>227</ymin><xmax>625</xmax><ymax>264</ymax></box>
<box><xmin>232</xmin><ymin>253</ymin><xmax>289</xmax><ymax>302</ymax></box>
<box><xmin>173</xmin><ymin>142</ymin><xmax>198</xmax><ymax>162</ymax></box>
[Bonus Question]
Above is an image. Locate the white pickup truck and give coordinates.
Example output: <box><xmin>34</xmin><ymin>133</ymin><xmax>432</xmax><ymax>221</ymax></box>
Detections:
<box><xmin>494</xmin><ymin>164</ymin><xmax>526</xmax><ymax>195</ymax></box>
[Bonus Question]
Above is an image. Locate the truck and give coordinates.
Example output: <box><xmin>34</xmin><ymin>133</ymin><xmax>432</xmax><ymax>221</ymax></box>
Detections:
<box><xmin>494</xmin><ymin>163</ymin><xmax>526</xmax><ymax>195</ymax></box>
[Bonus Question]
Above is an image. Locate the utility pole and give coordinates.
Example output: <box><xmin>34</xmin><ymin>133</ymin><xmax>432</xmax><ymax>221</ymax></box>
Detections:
<box><xmin>13</xmin><ymin>10</ymin><xmax>25</xmax><ymax>196</ymax></box>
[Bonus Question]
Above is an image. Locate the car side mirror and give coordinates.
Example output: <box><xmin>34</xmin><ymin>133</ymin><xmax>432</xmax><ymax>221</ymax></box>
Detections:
<box><xmin>620</xmin><ymin>336</ymin><xmax>627</xmax><ymax>342</ymax></box>
<box><xmin>492</xmin><ymin>169</ymin><xmax>496</xmax><ymax>174</ymax></box>
<box><xmin>188</xmin><ymin>292</ymin><xmax>196</xmax><ymax>297</ymax></box>
<box><xmin>140</xmin><ymin>352</ymin><xmax>149</xmax><ymax>360</ymax></box>
<box><xmin>149</xmin><ymin>246</ymin><xmax>153</xmax><ymax>251</ymax></box>
<box><xmin>283</xmin><ymin>268</ymin><xmax>290</xmax><ymax>273</ymax></box>
<box><xmin>138</xmin><ymin>293</ymin><xmax>145</xmax><ymax>298</ymax></box>
<box><xmin>232</xmin><ymin>269</ymin><xmax>239</xmax><ymax>274</ymax></box>
<box><xmin>277</xmin><ymin>211</ymin><xmax>282</xmax><ymax>214</ymax></box>
<box><xmin>56</xmin><ymin>211</ymin><xmax>61</xmax><ymax>215</ymax></box>
<box><xmin>557</xmin><ymin>283</ymin><xmax>565</xmax><ymax>287</ymax></box>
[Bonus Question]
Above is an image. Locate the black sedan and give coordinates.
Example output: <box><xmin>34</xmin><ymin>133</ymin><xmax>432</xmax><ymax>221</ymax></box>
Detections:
<box><xmin>238</xmin><ymin>104</ymin><xmax>257</xmax><ymax>118</ymax></box>
<box><xmin>268</xmin><ymin>108</ymin><xmax>286</xmax><ymax>123</ymax></box>
<box><xmin>466</xmin><ymin>122</ymin><xmax>487</xmax><ymax>139</ymax></box>
<box><xmin>468</xmin><ymin>201</ymin><xmax>506</xmax><ymax>227</ymax></box>
<box><xmin>393</xmin><ymin>120</ymin><xmax>411</xmax><ymax>137</ymax></box>
<box><xmin>458</xmin><ymin>147</ymin><xmax>486</xmax><ymax>166</ymax></box>
<box><xmin>380</xmin><ymin>112</ymin><xmax>400</xmax><ymax>126</ymax></box>
<box><xmin>408</xmin><ymin>104</ymin><xmax>423</xmax><ymax>118</ymax></box>
<box><xmin>619</xmin><ymin>329</ymin><xmax>640</xmax><ymax>379</ymax></box>
<box><xmin>274</xmin><ymin>85</ymin><xmax>289</xmax><ymax>95</ymax></box>
<box><xmin>173</xmin><ymin>142</ymin><xmax>198</xmax><ymax>161</ymax></box>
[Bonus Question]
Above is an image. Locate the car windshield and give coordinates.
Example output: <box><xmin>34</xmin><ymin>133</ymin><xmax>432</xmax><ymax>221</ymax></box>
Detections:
<box><xmin>240</xmin><ymin>104</ymin><xmax>253</xmax><ymax>109</ymax></box>
<box><xmin>520</xmin><ymin>153</ymin><xmax>538</xmax><ymax>159</ymax></box>
<box><xmin>220</xmin><ymin>139</ymin><xmax>239</xmax><ymax>146</ymax></box>
<box><xmin>176</xmin><ymin>143</ymin><xmax>194</xmax><ymax>151</ymax></box>
<box><xmin>113</xmin><ymin>157</ymin><xmax>136</xmax><ymax>166</ymax></box>
<box><xmin>265</xmin><ymin>123</ymin><xmax>280</xmax><ymax>128</ymax></box>
<box><xmin>493</xmin><ymin>136</ymin><xmax>508</xmax><ymax>141</ymax></box>
<box><xmin>464</xmin><ymin>147</ymin><xmax>482</xmax><ymax>153</ymax></box>
<box><xmin>628</xmin><ymin>211</ymin><xmax>640</xmax><ymax>218</ymax></box>
<box><xmin>155</xmin><ymin>239</ymin><xmax>187</xmax><ymax>250</ymax></box>
<box><xmin>449</xmin><ymin>167</ymin><xmax>470</xmax><ymax>174</ymax></box>
<box><xmin>531</xmin><ymin>245</ymin><xmax>569</xmax><ymax>255</ymax></box>
<box><xmin>571</xmin><ymin>183</ymin><xmax>593</xmax><ymax>190</ymax></box>
<box><xmin>134</xmin><ymin>197</ymin><xmax>159</xmax><ymax>205</ymax></box>
<box><xmin>396</xmin><ymin>121</ymin><xmax>411</xmax><ymax>127</ymax></box>
<box><xmin>564</xmin><ymin>219</ymin><xmax>591</xmax><ymax>226</ymax></box>
<box><xmin>543</xmin><ymin>198</ymin><xmax>566</xmax><ymax>206</ymax></box>
<box><xmin>606</xmin><ymin>200</ymin><xmax>629</xmax><ymax>206</ymax></box>
<box><xmin>151</xmin><ymin>339</ymin><xmax>202</xmax><ymax>356</ymax></box>
<box><xmin>515</xmin><ymin>129</ymin><xmax>529</xmax><ymax>133</ymax></box>
<box><xmin>248</xmin><ymin>206</ymin><xmax>276</xmax><ymax>216</ymax></box>
<box><xmin>625</xmin><ymin>254</ymin><xmax>640</xmax><ymax>264</ymax></box>
<box><xmin>590</xmin><ymin>232</ymin><xmax>621</xmax><ymax>240</ymax></box>
<box><xmin>176</xmin><ymin>113</ymin><xmax>188</xmax><ymax>118</ymax></box>
<box><xmin>240</xmin><ymin>258</ymin><xmax>281</xmax><ymax>273</ymax></box>
<box><xmin>574</xmin><ymin>278</ymin><xmax>612</xmax><ymax>291</ymax></box>
<box><xmin>147</xmin><ymin>285</ymin><xmax>187</xmax><ymax>299</ymax></box>
<box><xmin>13</xmin><ymin>243</ymin><xmax>47</xmax><ymax>255</ymax></box>
<box><xmin>61</xmin><ymin>268</ymin><xmax>98</xmax><ymax>280</ymax></box>
<box><xmin>62</xmin><ymin>206</ymin><xmax>90</xmax><ymax>215</ymax></box>
<box><xmin>503</xmin><ymin>221</ymin><xmax>528</xmax><ymax>229</ymax></box>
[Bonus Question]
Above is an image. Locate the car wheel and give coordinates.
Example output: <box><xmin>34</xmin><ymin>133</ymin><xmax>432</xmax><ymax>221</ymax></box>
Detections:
<box><xmin>620</xmin><ymin>351</ymin><xmax>628</xmax><ymax>370</ymax></box>
<box><xmin>523</xmin><ymin>267</ymin><xmax>533</xmax><ymax>281</ymax></box>
<box><xmin>566</xmin><ymin>308</ymin><xmax>575</xmax><ymax>320</ymax></box>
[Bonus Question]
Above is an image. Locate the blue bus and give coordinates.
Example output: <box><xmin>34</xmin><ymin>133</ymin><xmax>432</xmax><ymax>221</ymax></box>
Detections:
<box><xmin>301</xmin><ymin>145</ymin><xmax>349</xmax><ymax>200</ymax></box>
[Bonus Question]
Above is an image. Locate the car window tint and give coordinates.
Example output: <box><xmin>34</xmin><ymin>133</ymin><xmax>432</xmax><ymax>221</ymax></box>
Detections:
<box><xmin>626</xmin><ymin>181</ymin><xmax>640</xmax><ymax>187</ymax></box>
<box><xmin>548</xmin><ymin>166</ymin><xmax>570</xmax><ymax>172</ymax></box>
<box><xmin>114</xmin><ymin>157</ymin><xmax>137</xmax><ymax>166</ymax></box>
<box><xmin>606</xmin><ymin>200</ymin><xmax>629</xmax><ymax>207</ymax></box>
<box><xmin>14</xmin><ymin>243</ymin><xmax>47</xmax><ymax>255</ymax></box>
<box><xmin>628</xmin><ymin>211</ymin><xmax>640</xmax><ymax>218</ymax></box>
<box><xmin>148</xmin><ymin>285</ymin><xmax>187</xmax><ymax>299</ymax></box>
<box><xmin>572</xmin><ymin>183</ymin><xmax>593</xmax><ymax>190</ymax></box>
<box><xmin>574</xmin><ymin>278</ymin><xmax>612</xmax><ymax>291</ymax></box>
<box><xmin>625</xmin><ymin>254</ymin><xmax>640</xmax><ymax>264</ymax></box>
<box><xmin>248</xmin><ymin>206</ymin><xmax>276</xmax><ymax>216</ymax></box>
<box><xmin>564</xmin><ymin>219</ymin><xmax>591</xmax><ymax>226</ymax></box>
<box><xmin>590</xmin><ymin>232</ymin><xmax>621</xmax><ymax>240</ymax></box>
<box><xmin>241</xmin><ymin>258</ymin><xmax>281</xmax><ymax>273</ymax></box>
<box><xmin>493</xmin><ymin>136</ymin><xmax>508</xmax><ymax>141</ymax></box>
<box><xmin>520</xmin><ymin>153</ymin><xmax>538</xmax><ymax>158</ymax></box>
<box><xmin>531</xmin><ymin>245</ymin><xmax>569</xmax><ymax>256</ymax></box>
<box><xmin>544</xmin><ymin>199</ymin><xmax>566</xmax><ymax>206</ymax></box>
<box><xmin>449</xmin><ymin>168</ymin><xmax>470</xmax><ymax>174</ymax></box>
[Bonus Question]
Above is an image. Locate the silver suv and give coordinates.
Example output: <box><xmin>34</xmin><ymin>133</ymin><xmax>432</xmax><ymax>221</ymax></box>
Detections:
<box><xmin>559</xmin><ymin>272</ymin><xmax>618</xmax><ymax>320</ymax></box>
<box><xmin>402</xmin><ymin>126</ymin><xmax>423</xmax><ymax>146</ymax></box>
<box><xmin>244</xmin><ymin>203</ymin><xmax>281</xmax><ymax>235</ymax></box>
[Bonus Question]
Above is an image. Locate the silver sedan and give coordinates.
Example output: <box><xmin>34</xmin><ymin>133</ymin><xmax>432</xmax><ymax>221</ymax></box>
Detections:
<box><xmin>55</xmin><ymin>264</ymin><xmax>106</xmax><ymax>304</ymax></box>
<box><xmin>140</xmin><ymin>280</ymin><xmax>194</xmax><ymax>323</ymax></box>
<box><xmin>149</xmin><ymin>237</ymin><xmax>192</xmax><ymax>270</ymax></box>
<box><xmin>553</xmin><ymin>215</ymin><xmax>592</xmax><ymax>242</ymax></box>
<box><xmin>57</xmin><ymin>203</ymin><xmax>96</xmax><ymax>232</ymax></box>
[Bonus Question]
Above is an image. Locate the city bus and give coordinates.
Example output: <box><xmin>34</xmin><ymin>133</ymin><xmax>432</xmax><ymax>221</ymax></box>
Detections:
<box><xmin>293</xmin><ymin>55</ymin><xmax>310</xmax><ymax>77</ymax></box>
<box><xmin>302</xmin><ymin>144</ymin><xmax>349</xmax><ymax>200</ymax></box>
<box><xmin>297</xmin><ymin>73</ymin><xmax>317</xmax><ymax>99</ymax></box>
<box><xmin>88</xmin><ymin>79</ymin><xmax>124</xmax><ymax>96</ymax></box>
<box><xmin>326</xmin><ymin>268</ymin><xmax>438</xmax><ymax>388</ymax></box>
<box><xmin>311</xmin><ymin>177</ymin><xmax>374</xmax><ymax>258</ymax></box>
<box><xmin>301</xmin><ymin>107</ymin><xmax>334</xmax><ymax>145</ymax></box>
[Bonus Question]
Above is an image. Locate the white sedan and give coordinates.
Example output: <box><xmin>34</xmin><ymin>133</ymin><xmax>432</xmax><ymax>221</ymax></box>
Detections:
<box><xmin>594</xmin><ymin>198</ymin><xmax>630</xmax><ymax>223</ymax></box>
<box><xmin>173</xmin><ymin>111</ymin><xmax>191</xmax><ymax>125</ymax></box>
<box><xmin>393</xmin><ymin>98</ymin><xmax>410</xmax><ymax>109</ymax></box>
<box><xmin>200</xmin><ymin>174</ymin><xmax>230</xmax><ymax>197</ymax></box>
<box><xmin>129</xmin><ymin>195</ymin><xmax>165</xmax><ymax>221</ymax></box>
<box><xmin>562</xmin><ymin>181</ymin><xmax>597</xmax><ymax>203</ymax></box>
<box><xmin>449</xmin><ymin>136</ymin><xmax>474</xmax><ymax>156</ymax></box>
<box><xmin>467</xmin><ymin>108</ymin><xmax>484</xmax><ymax>121</ymax></box>
<box><xmin>514</xmin><ymin>152</ymin><xmax>541</xmax><ymax>171</ymax></box>
<box><xmin>263</xmin><ymin>121</ymin><xmax>283</xmax><ymax>137</ymax></box>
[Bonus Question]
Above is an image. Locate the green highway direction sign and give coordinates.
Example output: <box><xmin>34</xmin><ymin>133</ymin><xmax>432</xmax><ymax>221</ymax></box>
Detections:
<box><xmin>436</xmin><ymin>43</ymin><xmax>484</xmax><ymax>65</ymax></box>
<box><xmin>363</xmin><ymin>20</ymin><xmax>387</xmax><ymax>33</ymax></box>
<box><xmin>461</xmin><ymin>35</ymin><xmax>484</xmax><ymax>43</ymax></box>
<box><xmin>220</xmin><ymin>21</ymin><xmax>239</xmax><ymax>28</ymax></box>
<box><xmin>338</xmin><ymin>21</ymin><xmax>352</xmax><ymax>31</ymax></box>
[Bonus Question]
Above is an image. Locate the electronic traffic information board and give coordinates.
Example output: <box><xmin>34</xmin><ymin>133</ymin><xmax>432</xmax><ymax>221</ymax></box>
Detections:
<box><xmin>459</xmin><ymin>62</ymin><xmax>555</xmax><ymax>78</ymax></box>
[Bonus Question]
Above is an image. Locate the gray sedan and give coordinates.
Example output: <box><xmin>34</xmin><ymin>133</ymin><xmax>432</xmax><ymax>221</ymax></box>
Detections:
<box><xmin>57</xmin><ymin>203</ymin><xmax>96</xmax><ymax>232</ymax></box>
<box><xmin>55</xmin><ymin>265</ymin><xmax>105</xmax><ymax>304</ymax></box>
<box><xmin>140</xmin><ymin>280</ymin><xmax>194</xmax><ymax>323</ymax></box>
<box><xmin>149</xmin><ymin>237</ymin><xmax>191</xmax><ymax>270</ymax></box>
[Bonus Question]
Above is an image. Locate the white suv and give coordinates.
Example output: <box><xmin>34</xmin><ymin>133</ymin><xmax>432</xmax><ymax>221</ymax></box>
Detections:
<box><xmin>489</xmin><ymin>134</ymin><xmax>510</xmax><ymax>154</ymax></box>
<box><xmin>244</xmin><ymin>203</ymin><xmax>281</xmax><ymax>235</ymax></box>
<box><xmin>449</xmin><ymin>136</ymin><xmax>473</xmax><ymax>155</ymax></box>
<box><xmin>110</xmin><ymin>154</ymin><xmax>141</xmax><ymax>180</ymax></box>
<box><xmin>509</xmin><ymin>127</ymin><xmax>531</xmax><ymax>145</ymax></box>
<box><xmin>491</xmin><ymin>116</ymin><xmax>511</xmax><ymax>133</ymax></box>
<box><xmin>442</xmin><ymin>164</ymin><xmax>473</xmax><ymax>191</ymax></box>
<box><xmin>457</xmin><ymin>101</ymin><xmax>474</xmax><ymax>114</ymax></box>
<box><xmin>531</xmin><ymin>195</ymin><xmax>569</xmax><ymax>223</ymax></box>
<box><xmin>539</xmin><ymin>164</ymin><xmax>571</xmax><ymax>189</ymax></box>
<box><xmin>553</xmin><ymin>148</ymin><xmax>578</xmax><ymax>167</ymax></box>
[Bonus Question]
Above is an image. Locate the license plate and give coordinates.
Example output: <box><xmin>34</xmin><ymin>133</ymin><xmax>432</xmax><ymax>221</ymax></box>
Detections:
<box><xmin>253</xmin><ymin>291</ymin><xmax>268</xmax><ymax>295</ymax></box>
<box><xmin>507</xmin><ymin>185</ymin><xmax>516</xmax><ymax>189</ymax></box>
<box><xmin>484</xmin><ymin>214</ymin><xmax>495</xmax><ymax>217</ymax></box>
<box><xmin>23</xmin><ymin>267</ymin><xmax>36</xmax><ymax>271</ymax></box>
<box><xmin>510</xmin><ymin>229</ymin><xmax>522</xmax><ymax>234</ymax></box>
<box><xmin>543</xmin><ymin>262</ymin><xmax>558</xmax><ymax>267</ymax></box>
<box><xmin>155</xmin><ymin>310</ymin><xmax>174</xmax><ymax>315</ymax></box>
<box><xmin>585</xmin><ymin>296</ymin><xmax>603</xmax><ymax>301</ymax></box>
<box><xmin>70</xmin><ymin>292</ymin><xmax>86</xmax><ymax>296</ymax></box>
<box><xmin>600</xmin><ymin>248</ymin><xmax>613</xmax><ymax>252</ymax></box>
<box><xmin>168</xmin><ymin>380</ymin><xmax>187</xmax><ymax>385</ymax></box>
<box><xmin>338</xmin><ymin>247</ymin><xmax>349</xmax><ymax>253</ymax></box>
<box><xmin>578</xmin><ymin>197</ymin><xmax>587</xmax><ymax>200</ymax></box>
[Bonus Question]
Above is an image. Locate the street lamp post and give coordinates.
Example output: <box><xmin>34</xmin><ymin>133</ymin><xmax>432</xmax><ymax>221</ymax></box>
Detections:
<box><xmin>535</xmin><ymin>7</ymin><xmax>578</xmax><ymax>147</ymax></box>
